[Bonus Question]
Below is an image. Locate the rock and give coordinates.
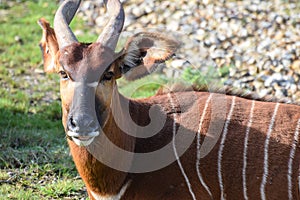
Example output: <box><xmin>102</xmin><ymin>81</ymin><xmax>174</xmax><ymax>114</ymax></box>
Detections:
<box><xmin>170</xmin><ymin>59</ymin><xmax>188</xmax><ymax>69</ymax></box>
<box><xmin>76</xmin><ymin>0</ymin><xmax>300</xmax><ymax>103</ymax></box>
<box><xmin>291</xmin><ymin>60</ymin><xmax>300</xmax><ymax>71</ymax></box>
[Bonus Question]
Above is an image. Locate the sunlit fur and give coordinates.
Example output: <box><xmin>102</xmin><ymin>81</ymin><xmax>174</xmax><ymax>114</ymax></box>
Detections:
<box><xmin>39</xmin><ymin>8</ymin><xmax>300</xmax><ymax>200</ymax></box>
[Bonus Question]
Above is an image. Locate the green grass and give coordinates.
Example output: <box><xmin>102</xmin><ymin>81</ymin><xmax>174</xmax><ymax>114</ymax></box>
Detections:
<box><xmin>1</xmin><ymin>0</ymin><xmax>298</xmax><ymax>198</ymax></box>
<box><xmin>118</xmin><ymin>74</ymin><xmax>169</xmax><ymax>98</ymax></box>
<box><xmin>0</xmin><ymin>1</ymin><xmax>155</xmax><ymax>199</ymax></box>
<box><xmin>0</xmin><ymin>0</ymin><xmax>91</xmax><ymax>199</ymax></box>
<box><xmin>0</xmin><ymin>0</ymin><xmax>226</xmax><ymax>199</ymax></box>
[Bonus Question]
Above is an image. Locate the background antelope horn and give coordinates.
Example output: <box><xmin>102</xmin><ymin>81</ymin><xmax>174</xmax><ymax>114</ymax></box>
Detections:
<box><xmin>54</xmin><ymin>0</ymin><xmax>81</xmax><ymax>49</ymax></box>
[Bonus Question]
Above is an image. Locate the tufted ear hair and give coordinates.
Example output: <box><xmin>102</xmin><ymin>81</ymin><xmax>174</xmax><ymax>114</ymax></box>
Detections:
<box><xmin>37</xmin><ymin>18</ymin><xmax>59</xmax><ymax>73</ymax></box>
<box><xmin>118</xmin><ymin>32</ymin><xmax>179</xmax><ymax>80</ymax></box>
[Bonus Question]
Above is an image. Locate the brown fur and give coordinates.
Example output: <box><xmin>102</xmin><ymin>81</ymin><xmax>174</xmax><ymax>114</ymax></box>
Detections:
<box><xmin>38</xmin><ymin>18</ymin><xmax>59</xmax><ymax>73</ymax></box>
<box><xmin>124</xmin><ymin>92</ymin><xmax>300</xmax><ymax>199</ymax></box>
<box><xmin>38</xmin><ymin>5</ymin><xmax>300</xmax><ymax>200</ymax></box>
<box><xmin>60</xmin><ymin>82</ymin><xmax>300</xmax><ymax>199</ymax></box>
<box><xmin>156</xmin><ymin>83</ymin><xmax>297</xmax><ymax>105</ymax></box>
<box><xmin>94</xmin><ymin>91</ymin><xmax>300</xmax><ymax>199</ymax></box>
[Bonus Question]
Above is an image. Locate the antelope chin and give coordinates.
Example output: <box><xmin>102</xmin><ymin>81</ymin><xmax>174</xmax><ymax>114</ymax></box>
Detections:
<box><xmin>72</xmin><ymin>136</ymin><xmax>95</xmax><ymax>146</ymax></box>
<box><xmin>67</xmin><ymin>131</ymin><xmax>99</xmax><ymax>147</ymax></box>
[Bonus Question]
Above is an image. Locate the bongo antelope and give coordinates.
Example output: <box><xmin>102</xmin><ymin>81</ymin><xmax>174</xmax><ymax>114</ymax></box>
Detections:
<box><xmin>38</xmin><ymin>0</ymin><xmax>300</xmax><ymax>199</ymax></box>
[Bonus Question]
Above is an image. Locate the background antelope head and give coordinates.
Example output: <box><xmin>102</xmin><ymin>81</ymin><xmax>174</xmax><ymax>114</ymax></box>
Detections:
<box><xmin>38</xmin><ymin>0</ymin><xmax>179</xmax><ymax>147</ymax></box>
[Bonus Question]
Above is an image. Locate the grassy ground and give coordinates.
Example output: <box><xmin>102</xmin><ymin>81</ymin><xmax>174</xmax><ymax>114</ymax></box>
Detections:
<box><xmin>0</xmin><ymin>0</ymin><xmax>226</xmax><ymax>199</ymax></box>
<box><xmin>0</xmin><ymin>0</ymin><xmax>94</xmax><ymax>199</ymax></box>
<box><xmin>0</xmin><ymin>1</ymin><xmax>163</xmax><ymax>199</ymax></box>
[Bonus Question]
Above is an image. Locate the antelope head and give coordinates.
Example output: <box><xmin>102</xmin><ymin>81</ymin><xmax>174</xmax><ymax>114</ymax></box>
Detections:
<box><xmin>38</xmin><ymin>0</ymin><xmax>179</xmax><ymax>147</ymax></box>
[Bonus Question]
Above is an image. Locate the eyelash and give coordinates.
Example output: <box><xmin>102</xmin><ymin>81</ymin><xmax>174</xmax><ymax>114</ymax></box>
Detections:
<box><xmin>59</xmin><ymin>70</ymin><xmax>69</xmax><ymax>80</ymax></box>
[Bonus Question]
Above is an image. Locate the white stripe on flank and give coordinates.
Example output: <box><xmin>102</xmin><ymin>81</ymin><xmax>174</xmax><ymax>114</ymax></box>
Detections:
<box><xmin>242</xmin><ymin>100</ymin><xmax>255</xmax><ymax>200</ymax></box>
<box><xmin>196</xmin><ymin>94</ymin><xmax>213</xmax><ymax>199</ymax></box>
<box><xmin>218</xmin><ymin>96</ymin><xmax>236</xmax><ymax>200</ymax></box>
<box><xmin>260</xmin><ymin>103</ymin><xmax>280</xmax><ymax>200</ymax></box>
<box><xmin>287</xmin><ymin>119</ymin><xmax>300</xmax><ymax>200</ymax></box>
<box><xmin>90</xmin><ymin>180</ymin><xmax>131</xmax><ymax>200</ymax></box>
<box><xmin>298</xmin><ymin>168</ymin><xmax>300</xmax><ymax>199</ymax></box>
<box><xmin>168</xmin><ymin>93</ymin><xmax>197</xmax><ymax>200</ymax></box>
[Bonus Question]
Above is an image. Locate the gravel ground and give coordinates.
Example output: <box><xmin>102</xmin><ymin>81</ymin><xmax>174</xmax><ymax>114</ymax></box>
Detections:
<box><xmin>77</xmin><ymin>0</ymin><xmax>300</xmax><ymax>102</ymax></box>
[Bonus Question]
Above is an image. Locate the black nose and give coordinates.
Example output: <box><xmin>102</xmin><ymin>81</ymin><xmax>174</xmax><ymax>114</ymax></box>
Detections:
<box><xmin>67</xmin><ymin>114</ymin><xmax>99</xmax><ymax>133</ymax></box>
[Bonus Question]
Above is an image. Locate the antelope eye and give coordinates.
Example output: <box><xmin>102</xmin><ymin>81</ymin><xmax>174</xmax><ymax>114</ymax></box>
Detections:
<box><xmin>103</xmin><ymin>71</ymin><xmax>114</xmax><ymax>81</ymax></box>
<box><xmin>59</xmin><ymin>70</ymin><xmax>69</xmax><ymax>80</ymax></box>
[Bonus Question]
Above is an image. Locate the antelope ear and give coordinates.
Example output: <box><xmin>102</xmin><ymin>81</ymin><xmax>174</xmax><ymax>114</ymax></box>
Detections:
<box><xmin>38</xmin><ymin>18</ymin><xmax>59</xmax><ymax>73</ymax></box>
<box><xmin>119</xmin><ymin>32</ymin><xmax>179</xmax><ymax>80</ymax></box>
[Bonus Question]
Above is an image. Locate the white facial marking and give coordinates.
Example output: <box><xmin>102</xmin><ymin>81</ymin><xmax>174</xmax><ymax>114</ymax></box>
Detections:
<box><xmin>87</xmin><ymin>81</ymin><xmax>99</xmax><ymax>88</ymax></box>
<box><xmin>260</xmin><ymin>103</ymin><xmax>280</xmax><ymax>200</ymax></box>
<box><xmin>287</xmin><ymin>119</ymin><xmax>300</xmax><ymax>200</ymax></box>
<box><xmin>168</xmin><ymin>93</ymin><xmax>197</xmax><ymax>200</ymax></box>
<box><xmin>242</xmin><ymin>100</ymin><xmax>255</xmax><ymax>200</ymax></box>
<box><xmin>218</xmin><ymin>96</ymin><xmax>236</xmax><ymax>200</ymax></box>
<box><xmin>73</xmin><ymin>81</ymin><xmax>98</xmax><ymax>89</ymax></box>
<box><xmin>196</xmin><ymin>94</ymin><xmax>213</xmax><ymax>198</ymax></box>
<box><xmin>74</xmin><ymin>81</ymin><xmax>82</xmax><ymax>88</ymax></box>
